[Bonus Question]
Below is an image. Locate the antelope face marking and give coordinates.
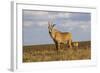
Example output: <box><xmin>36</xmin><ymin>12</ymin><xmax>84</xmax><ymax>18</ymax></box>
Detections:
<box><xmin>48</xmin><ymin>24</ymin><xmax>52</xmax><ymax>33</ymax></box>
<box><xmin>48</xmin><ymin>22</ymin><xmax>55</xmax><ymax>33</ymax></box>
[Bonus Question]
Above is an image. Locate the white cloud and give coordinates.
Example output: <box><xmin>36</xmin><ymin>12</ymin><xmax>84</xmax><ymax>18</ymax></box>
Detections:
<box><xmin>79</xmin><ymin>24</ymin><xmax>89</xmax><ymax>31</ymax></box>
<box><xmin>23</xmin><ymin>10</ymin><xmax>49</xmax><ymax>16</ymax></box>
<box><xmin>57</xmin><ymin>13</ymin><xmax>71</xmax><ymax>18</ymax></box>
<box><xmin>47</xmin><ymin>13</ymin><xmax>71</xmax><ymax>20</ymax></box>
<box><xmin>24</xmin><ymin>10</ymin><xmax>72</xmax><ymax>21</ymax></box>
<box><xmin>68</xmin><ymin>27</ymin><xmax>73</xmax><ymax>31</ymax></box>
<box><xmin>23</xmin><ymin>21</ymin><xmax>33</xmax><ymax>27</ymax></box>
<box><xmin>24</xmin><ymin>21</ymin><xmax>48</xmax><ymax>27</ymax></box>
<box><xmin>60</xmin><ymin>20</ymin><xmax>90</xmax><ymax>31</ymax></box>
<box><xmin>23</xmin><ymin>10</ymin><xmax>90</xmax><ymax>32</ymax></box>
<box><xmin>36</xmin><ymin>21</ymin><xmax>48</xmax><ymax>27</ymax></box>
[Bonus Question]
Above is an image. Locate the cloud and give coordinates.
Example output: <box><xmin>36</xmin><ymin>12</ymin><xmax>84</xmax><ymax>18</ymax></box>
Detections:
<box><xmin>69</xmin><ymin>12</ymin><xmax>91</xmax><ymax>21</ymax></box>
<box><xmin>23</xmin><ymin>10</ymin><xmax>90</xmax><ymax>31</ymax></box>
<box><xmin>23</xmin><ymin>21</ymin><xmax>33</xmax><ymax>27</ymax></box>
<box><xmin>36</xmin><ymin>21</ymin><xmax>48</xmax><ymax>27</ymax></box>
<box><xmin>48</xmin><ymin>12</ymin><xmax>71</xmax><ymax>19</ymax></box>
<box><xmin>23</xmin><ymin>10</ymin><xmax>49</xmax><ymax>16</ymax></box>
<box><xmin>57</xmin><ymin>20</ymin><xmax>90</xmax><ymax>31</ymax></box>
<box><xmin>23</xmin><ymin>20</ymin><xmax>48</xmax><ymax>28</ymax></box>
<box><xmin>23</xmin><ymin>11</ymin><xmax>90</xmax><ymax>27</ymax></box>
<box><xmin>58</xmin><ymin>13</ymin><xmax>71</xmax><ymax>18</ymax></box>
<box><xmin>79</xmin><ymin>24</ymin><xmax>90</xmax><ymax>31</ymax></box>
<box><xmin>23</xmin><ymin>10</ymin><xmax>72</xmax><ymax>22</ymax></box>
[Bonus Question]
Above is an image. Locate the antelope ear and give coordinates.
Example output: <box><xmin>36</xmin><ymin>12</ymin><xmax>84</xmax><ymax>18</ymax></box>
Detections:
<box><xmin>53</xmin><ymin>24</ymin><xmax>56</xmax><ymax>27</ymax></box>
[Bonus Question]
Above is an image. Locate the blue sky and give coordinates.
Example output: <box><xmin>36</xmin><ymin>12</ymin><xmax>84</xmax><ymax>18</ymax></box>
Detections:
<box><xmin>23</xmin><ymin>10</ymin><xmax>91</xmax><ymax>46</ymax></box>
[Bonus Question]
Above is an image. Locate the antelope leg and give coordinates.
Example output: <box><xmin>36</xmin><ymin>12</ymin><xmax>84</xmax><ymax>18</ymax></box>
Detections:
<box><xmin>55</xmin><ymin>42</ymin><xmax>58</xmax><ymax>50</ymax></box>
<box><xmin>68</xmin><ymin>40</ymin><xmax>72</xmax><ymax>48</ymax></box>
<box><xmin>58</xmin><ymin>43</ymin><xmax>61</xmax><ymax>51</ymax></box>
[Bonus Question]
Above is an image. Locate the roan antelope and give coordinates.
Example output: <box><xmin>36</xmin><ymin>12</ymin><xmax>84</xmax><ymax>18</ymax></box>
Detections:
<box><xmin>48</xmin><ymin>22</ymin><xmax>73</xmax><ymax>51</ymax></box>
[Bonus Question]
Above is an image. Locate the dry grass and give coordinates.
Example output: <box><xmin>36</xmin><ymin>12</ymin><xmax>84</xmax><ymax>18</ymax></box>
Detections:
<box><xmin>23</xmin><ymin>41</ymin><xmax>91</xmax><ymax>62</ymax></box>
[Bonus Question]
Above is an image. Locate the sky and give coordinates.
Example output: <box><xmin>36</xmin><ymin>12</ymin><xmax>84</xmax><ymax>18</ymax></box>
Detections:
<box><xmin>23</xmin><ymin>10</ymin><xmax>91</xmax><ymax>46</ymax></box>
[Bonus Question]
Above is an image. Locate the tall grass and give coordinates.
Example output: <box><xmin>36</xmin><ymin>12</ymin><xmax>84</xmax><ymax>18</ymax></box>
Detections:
<box><xmin>23</xmin><ymin>41</ymin><xmax>91</xmax><ymax>62</ymax></box>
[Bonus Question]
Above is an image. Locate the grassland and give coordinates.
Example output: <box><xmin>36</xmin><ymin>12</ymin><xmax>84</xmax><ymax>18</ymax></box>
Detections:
<box><xmin>23</xmin><ymin>41</ymin><xmax>91</xmax><ymax>62</ymax></box>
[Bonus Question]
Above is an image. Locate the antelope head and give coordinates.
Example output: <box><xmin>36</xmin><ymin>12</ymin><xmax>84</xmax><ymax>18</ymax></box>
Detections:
<box><xmin>48</xmin><ymin>21</ymin><xmax>56</xmax><ymax>33</ymax></box>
